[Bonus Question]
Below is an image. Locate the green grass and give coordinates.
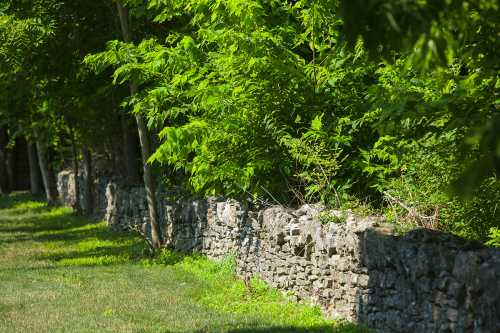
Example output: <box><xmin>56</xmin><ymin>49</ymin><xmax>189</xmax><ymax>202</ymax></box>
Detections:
<box><xmin>0</xmin><ymin>192</ymin><xmax>367</xmax><ymax>333</ymax></box>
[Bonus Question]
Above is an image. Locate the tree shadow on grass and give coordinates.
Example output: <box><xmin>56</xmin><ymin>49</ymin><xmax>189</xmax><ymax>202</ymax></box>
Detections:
<box><xmin>4</xmin><ymin>205</ymin><xmax>49</xmax><ymax>216</ymax></box>
<box><xmin>0</xmin><ymin>214</ymin><xmax>110</xmax><ymax>248</ymax></box>
<box><xmin>1</xmin><ymin>201</ymin><xmax>131</xmax><ymax>244</ymax></box>
<box><xmin>35</xmin><ymin>243</ymin><xmax>144</xmax><ymax>264</ymax></box>
<box><xmin>0</xmin><ymin>192</ymin><xmax>41</xmax><ymax>209</ymax></box>
<box><xmin>0</xmin><ymin>194</ymin><xmax>146</xmax><ymax>266</ymax></box>
<box><xmin>0</xmin><ymin>212</ymin><xmax>94</xmax><ymax>233</ymax></box>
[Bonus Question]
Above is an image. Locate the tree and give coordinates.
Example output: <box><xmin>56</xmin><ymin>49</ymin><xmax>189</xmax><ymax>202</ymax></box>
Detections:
<box><xmin>115</xmin><ymin>0</ymin><xmax>163</xmax><ymax>250</ymax></box>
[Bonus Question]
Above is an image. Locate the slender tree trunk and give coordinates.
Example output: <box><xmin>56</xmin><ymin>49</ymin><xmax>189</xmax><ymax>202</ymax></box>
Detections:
<box><xmin>0</xmin><ymin>128</ymin><xmax>10</xmax><ymax>195</ymax></box>
<box><xmin>35</xmin><ymin>138</ymin><xmax>58</xmax><ymax>206</ymax></box>
<box><xmin>27</xmin><ymin>142</ymin><xmax>43</xmax><ymax>196</ymax></box>
<box><xmin>133</xmin><ymin>101</ymin><xmax>163</xmax><ymax>249</ymax></box>
<box><xmin>5</xmin><ymin>150</ymin><xmax>14</xmax><ymax>191</ymax></box>
<box><xmin>116</xmin><ymin>1</ymin><xmax>163</xmax><ymax>249</ymax></box>
<box><xmin>0</xmin><ymin>150</ymin><xmax>8</xmax><ymax>195</ymax></box>
<box><xmin>82</xmin><ymin>148</ymin><xmax>93</xmax><ymax>216</ymax></box>
<box><xmin>120</xmin><ymin>115</ymin><xmax>140</xmax><ymax>184</ymax></box>
<box><xmin>70</xmin><ymin>129</ymin><xmax>81</xmax><ymax>215</ymax></box>
<box><xmin>47</xmin><ymin>165</ymin><xmax>58</xmax><ymax>203</ymax></box>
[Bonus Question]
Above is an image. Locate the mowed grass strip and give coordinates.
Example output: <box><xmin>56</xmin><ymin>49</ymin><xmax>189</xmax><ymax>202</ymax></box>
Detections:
<box><xmin>0</xmin><ymin>193</ymin><xmax>367</xmax><ymax>333</ymax></box>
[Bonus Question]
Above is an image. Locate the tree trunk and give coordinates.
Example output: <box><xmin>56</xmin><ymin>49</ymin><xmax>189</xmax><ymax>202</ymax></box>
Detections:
<box><xmin>0</xmin><ymin>128</ymin><xmax>10</xmax><ymax>195</ymax></box>
<box><xmin>116</xmin><ymin>1</ymin><xmax>163</xmax><ymax>250</ymax></box>
<box><xmin>36</xmin><ymin>138</ymin><xmax>58</xmax><ymax>206</ymax></box>
<box><xmin>27</xmin><ymin>142</ymin><xmax>43</xmax><ymax>196</ymax></box>
<box><xmin>82</xmin><ymin>148</ymin><xmax>93</xmax><ymax>216</ymax></box>
<box><xmin>47</xmin><ymin>165</ymin><xmax>58</xmax><ymax>203</ymax></box>
<box><xmin>5</xmin><ymin>150</ymin><xmax>14</xmax><ymax>192</ymax></box>
<box><xmin>70</xmin><ymin>129</ymin><xmax>81</xmax><ymax>215</ymax></box>
<box><xmin>0</xmin><ymin>150</ymin><xmax>8</xmax><ymax>195</ymax></box>
<box><xmin>0</xmin><ymin>127</ymin><xmax>11</xmax><ymax>195</ymax></box>
<box><xmin>121</xmin><ymin>114</ymin><xmax>140</xmax><ymax>184</ymax></box>
<box><xmin>134</xmin><ymin>109</ymin><xmax>163</xmax><ymax>249</ymax></box>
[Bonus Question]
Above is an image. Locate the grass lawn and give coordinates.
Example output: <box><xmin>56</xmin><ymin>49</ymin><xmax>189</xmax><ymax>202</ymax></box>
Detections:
<box><xmin>0</xmin><ymin>193</ymin><xmax>367</xmax><ymax>333</ymax></box>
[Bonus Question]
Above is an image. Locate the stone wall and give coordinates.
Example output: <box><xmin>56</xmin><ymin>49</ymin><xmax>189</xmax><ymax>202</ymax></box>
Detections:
<box><xmin>57</xmin><ymin>170</ymin><xmax>500</xmax><ymax>333</ymax></box>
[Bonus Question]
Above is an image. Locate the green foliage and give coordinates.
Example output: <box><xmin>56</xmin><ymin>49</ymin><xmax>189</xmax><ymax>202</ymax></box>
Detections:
<box><xmin>81</xmin><ymin>0</ymin><xmax>500</xmax><ymax>242</ymax></box>
<box><xmin>86</xmin><ymin>0</ymin><xmax>375</xmax><ymax>203</ymax></box>
<box><xmin>280</xmin><ymin>114</ymin><xmax>344</xmax><ymax>204</ymax></box>
<box><xmin>0</xmin><ymin>0</ymin><xmax>129</xmax><ymax>189</ymax></box>
<box><xmin>355</xmin><ymin>53</ymin><xmax>500</xmax><ymax>240</ymax></box>
<box><xmin>486</xmin><ymin>227</ymin><xmax>500</xmax><ymax>247</ymax></box>
<box><xmin>2</xmin><ymin>0</ymin><xmax>499</xmax><ymax>244</ymax></box>
<box><xmin>144</xmin><ymin>248</ymin><xmax>194</xmax><ymax>266</ymax></box>
<box><xmin>0</xmin><ymin>14</ymin><xmax>53</xmax><ymax>72</ymax></box>
<box><xmin>340</xmin><ymin>0</ymin><xmax>500</xmax><ymax>69</ymax></box>
<box><xmin>319</xmin><ymin>210</ymin><xmax>347</xmax><ymax>225</ymax></box>
<box><xmin>340</xmin><ymin>0</ymin><xmax>500</xmax><ymax>190</ymax></box>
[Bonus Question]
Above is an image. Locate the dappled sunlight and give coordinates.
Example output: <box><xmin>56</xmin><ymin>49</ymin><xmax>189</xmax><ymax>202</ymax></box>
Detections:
<box><xmin>0</xmin><ymin>194</ymin><xmax>143</xmax><ymax>268</ymax></box>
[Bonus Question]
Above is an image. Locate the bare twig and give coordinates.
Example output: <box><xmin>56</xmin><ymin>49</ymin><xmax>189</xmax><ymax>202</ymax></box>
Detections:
<box><xmin>288</xmin><ymin>183</ymin><xmax>306</xmax><ymax>206</ymax></box>
<box><xmin>243</xmin><ymin>275</ymin><xmax>253</xmax><ymax>297</ymax></box>
<box><xmin>383</xmin><ymin>191</ymin><xmax>440</xmax><ymax>230</ymax></box>
<box><xmin>260</xmin><ymin>185</ymin><xmax>282</xmax><ymax>206</ymax></box>
<box><xmin>128</xmin><ymin>223</ymin><xmax>155</xmax><ymax>254</ymax></box>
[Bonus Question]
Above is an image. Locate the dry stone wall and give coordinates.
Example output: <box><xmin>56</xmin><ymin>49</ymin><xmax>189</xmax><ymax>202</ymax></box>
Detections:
<box><xmin>57</xmin><ymin>170</ymin><xmax>500</xmax><ymax>333</ymax></box>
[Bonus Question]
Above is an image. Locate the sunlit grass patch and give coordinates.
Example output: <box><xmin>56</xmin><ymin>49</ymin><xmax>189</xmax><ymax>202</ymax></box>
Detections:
<box><xmin>56</xmin><ymin>254</ymin><xmax>131</xmax><ymax>266</ymax></box>
<box><xmin>8</xmin><ymin>200</ymin><xmax>46</xmax><ymax>213</ymax></box>
<box><xmin>38</xmin><ymin>220</ymin><xmax>144</xmax><ymax>266</ymax></box>
<box><xmin>145</xmin><ymin>249</ymin><xmax>370</xmax><ymax>332</ymax></box>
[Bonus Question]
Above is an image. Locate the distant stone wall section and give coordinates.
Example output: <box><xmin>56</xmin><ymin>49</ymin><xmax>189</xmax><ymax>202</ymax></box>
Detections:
<box><xmin>57</xmin><ymin>170</ymin><xmax>500</xmax><ymax>333</ymax></box>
